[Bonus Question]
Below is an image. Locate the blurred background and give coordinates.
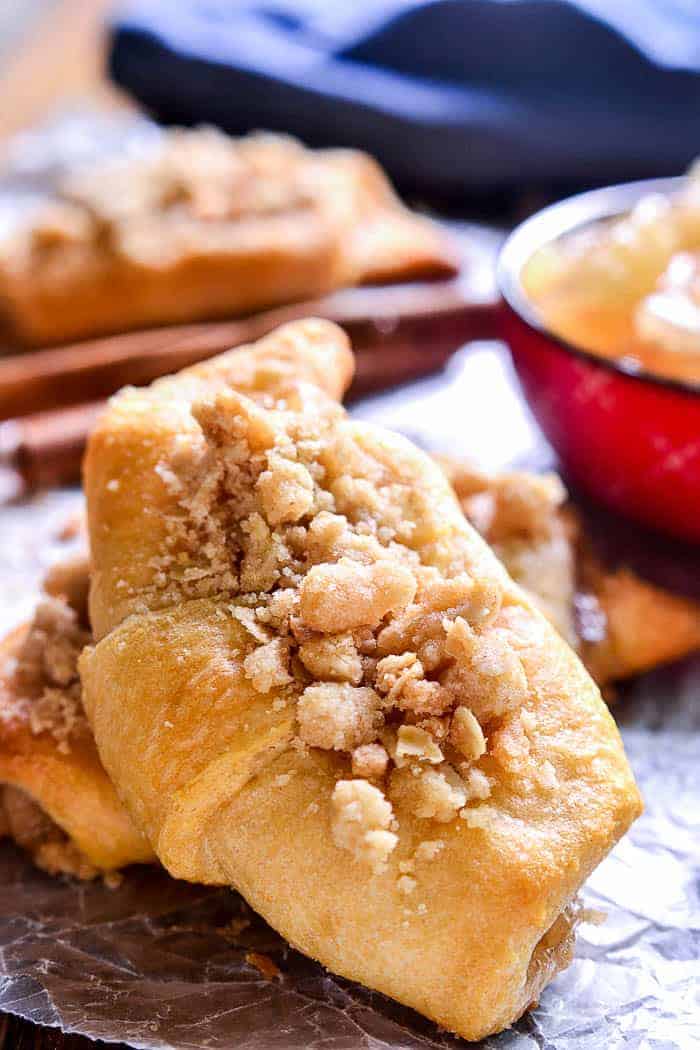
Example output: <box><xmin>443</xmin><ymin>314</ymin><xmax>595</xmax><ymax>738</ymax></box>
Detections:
<box><xmin>0</xmin><ymin>0</ymin><xmax>121</xmax><ymax>140</ymax></box>
<box><xmin>3</xmin><ymin>0</ymin><xmax>700</xmax><ymax>214</ymax></box>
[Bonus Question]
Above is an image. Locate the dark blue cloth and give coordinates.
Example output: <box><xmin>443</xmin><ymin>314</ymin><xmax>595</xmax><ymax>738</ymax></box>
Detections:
<box><xmin>109</xmin><ymin>1</ymin><xmax>700</xmax><ymax>195</ymax></box>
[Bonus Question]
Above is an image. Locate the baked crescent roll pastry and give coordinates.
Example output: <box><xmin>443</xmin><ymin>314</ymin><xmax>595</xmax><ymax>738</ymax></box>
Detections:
<box><xmin>442</xmin><ymin>458</ymin><xmax>700</xmax><ymax>688</ymax></box>
<box><xmin>80</xmin><ymin>318</ymin><xmax>640</xmax><ymax>1040</ymax></box>
<box><xmin>0</xmin><ymin>553</ymin><xmax>154</xmax><ymax>878</ymax></box>
<box><xmin>0</xmin><ymin>463</ymin><xmax>683</xmax><ymax>882</ymax></box>
<box><xmin>0</xmin><ymin>455</ymin><xmax>682</xmax><ymax>884</ymax></box>
<box><xmin>0</xmin><ymin>462</ymin><xmax>685</xmax><ymax>880</ymax></box>
<box><xmin>0</xmin><ymin>129</ymin><xmax>455</xmax><ymax>347</ymax></box>
<box><xmin>0</xmin><ymin>456</ymin><xmax>685</xmax><ymax>883</ymax></box>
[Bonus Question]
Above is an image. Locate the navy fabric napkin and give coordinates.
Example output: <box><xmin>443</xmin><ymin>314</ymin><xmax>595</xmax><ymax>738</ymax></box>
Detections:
<box><xmin>110</xmin><ymin>1</ymin><xmax>700</xmax><ymax>196</ymax></box>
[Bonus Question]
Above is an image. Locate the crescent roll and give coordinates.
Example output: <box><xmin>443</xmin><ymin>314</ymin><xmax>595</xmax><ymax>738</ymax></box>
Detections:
<box><xmin>0</xmin><ymin>129</ymin><xmax>455</xmax><ymax>347</ymax></box>
<box><xmin>80</xmin><ymin>318</ymin><xmax>641</xmax><ymax>1040</ymax></box>
<box><xmin>0</xmin><ymin>554</ymin><xmax>153</xmax><ymax>877</ymax></box>
<box><xmin>0</xmin><ymin>462</ymin><xmax>675</xmax><ymax>883</ymax></box>
<box><xmin>0</xmin><ymin>462</ymin><xmax>677</xmax><ymax>881</ymax></box>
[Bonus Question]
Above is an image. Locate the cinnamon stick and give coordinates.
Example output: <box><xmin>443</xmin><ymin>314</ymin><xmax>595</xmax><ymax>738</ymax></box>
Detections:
<box><xmin>0</xmin><ymin>400</ymin><xmax>105</xmax><ymax>491</ymax></box>
<box><xmin>0</xmin><ymin>304</ymin><xmax>491</xmax><ymax>492</ymax></box>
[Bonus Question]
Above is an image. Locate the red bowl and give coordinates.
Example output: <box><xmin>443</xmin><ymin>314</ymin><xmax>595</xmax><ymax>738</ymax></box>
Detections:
<box><xmin>498</xmin><ymin>178</ymin><xmax>700</xmax><ymax>544</ymax></box>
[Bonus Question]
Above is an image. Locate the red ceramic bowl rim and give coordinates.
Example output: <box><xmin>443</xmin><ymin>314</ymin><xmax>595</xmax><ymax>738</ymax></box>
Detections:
<box><xmin>497</xmin><ymin>175</ymin><xmax>700</xmax><ymax>399</ymax></box>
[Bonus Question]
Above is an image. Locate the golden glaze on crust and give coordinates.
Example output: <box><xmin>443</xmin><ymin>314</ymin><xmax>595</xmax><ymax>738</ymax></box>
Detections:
<box><xmin>0</xmin><ymin>130</ymin><xmax>455</xmax><ymax>346</ymax></box>
<box><xmin>80</xmin><ymin>319</ymin><xmax>640</xmax><ymax>1041</ymax></box>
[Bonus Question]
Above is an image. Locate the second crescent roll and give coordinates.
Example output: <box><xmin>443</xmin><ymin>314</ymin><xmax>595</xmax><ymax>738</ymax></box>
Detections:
<box><xmin>0</xmin><ymin>557</ymin><xmax>153</xmax><ymax>876</ymax></box>
<box><xmin>81</xmin><ymin>318</ymin><xmax>641</xmax><ymax>1041</ymax></box>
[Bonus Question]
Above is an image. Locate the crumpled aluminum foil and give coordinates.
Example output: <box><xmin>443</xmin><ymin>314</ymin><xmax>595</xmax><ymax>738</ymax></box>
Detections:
<box><xmin>0</xmin><ymin>341</ymin><xmax>697</xmax><ymax>1049</ymax></box>
<box><xmin>0</xmin><ymin>721</ymin><xmax>695</xmax><ymax>1050</ymax></box>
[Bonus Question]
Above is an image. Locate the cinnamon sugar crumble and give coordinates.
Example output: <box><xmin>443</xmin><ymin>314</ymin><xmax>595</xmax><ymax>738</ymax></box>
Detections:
<box><xmin>298</xmin><ymin>684</ymin><xmax>383</xmax><ymax>751</ymax></box>
<box><xmin>440</xmin><ymin>458</ymin><xmax>577</xmax><ymax>647</ymax></box>
<box><xmin>243</xmin><ymin>638</ymin><xmax>292</xmax><ymax>693</ymax></box>
<box><xmin>331</xmin><ymin>779</ymin><xmax>398</xmax><ymax>873</ymax></box>
<box><xmin>0</xmin><ymin>557</ymin><xmax>110</xmax><ymax>881</ymax></box>
<box><xmin>414</xmin><ymin>839</ymin><xmax>444</xmax><ymax>862</ymax></box>
<box><xmin>389</xmin><ymin>764</ymin><xmax>468</xmax><ymax>823</ymax></box>
<box><xmin>351</xmin><ymin>742</ymin><xmax>389</xmax><ymax>779</ymax></box>
<box><xmin>394</xmin><ymin>725</ymin><xmax>443</xmax><ymax>767</ymax></box>
<box><xmin>2</xmin><ymin>594</ymin><xmax>90</xmax><ymax>754</ymax></box>
<box><xmin>26</xmin><ymin>130</ymin><xmax>326</xmax><ymax>272</ymax></box>
<box><xmin>450</xmin><ymin>705</ymin><xmax>486</xmax><ymax>761</ymax></box>
<box><xmin>298</xmin><ymin>633</ymin><xmax>363</xmax><ymax>685</ymax></box>
<box><xmin>132</xmin><ymin>360</ymin><xmax>554</xmax><ymax>871</ymax></box>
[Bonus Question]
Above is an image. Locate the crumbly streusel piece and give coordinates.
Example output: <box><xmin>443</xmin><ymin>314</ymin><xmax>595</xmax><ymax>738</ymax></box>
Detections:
<box><xmin>8</xmin><ymin>595</ymin><xmax>91</xmax><ymax>754</ymax></box>
<box><xmin>351</xmin><ymin>742</ymin><xmax>390</xmax><ymax>779</ymax></box>
<box><xmin>331</xmin><ymin>778</ymin><xmax>398</xmax><ymax>873</ymax></box>
<box><xmin>297</xmin><ymin>683</ymin><xmax>384</xmax><ymax>751</ymax></box>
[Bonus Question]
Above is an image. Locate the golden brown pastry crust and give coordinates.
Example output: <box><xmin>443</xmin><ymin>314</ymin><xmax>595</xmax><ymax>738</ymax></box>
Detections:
<box><xmin>80</xmin><ymin>319</ymin><xmax>640</xmax><ymax>1041</ymax></box>
<box><xmin>0</xmin><ymin>608</ymin><xmax>153</xmax><ymax>875</ymax></box>
<box><xmin>0</xmin><ymin>449</ymin><xmax>686</xmax><ymax>888</ymax></box>
<box><xmin>577</xmin><ymin>560</ymin><xmax>700</xmax><ymax>687</ymax></box>
<box><xmin>0</xmin><ymin>130</ymin><xmax>455</xmax><ymax>347</ymax></box>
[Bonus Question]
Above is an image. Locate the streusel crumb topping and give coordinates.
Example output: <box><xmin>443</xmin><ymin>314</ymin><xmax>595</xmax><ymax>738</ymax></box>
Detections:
<box><xmin>440</xmin><ymin>458</ymin><xmax>577</xmax><ymax>647</ymax></box>
<box><xmin>1</xmin><ymin>592</ymin><xmax>91</xmax><ymax>754</ymax></box>
<box><xmin>19</xmin><ymin>131</ymin><xmax>325</xmax><ymax>273</ymax></box>
<box><xmin>137</xmin><ymin>383</ymin><xmax>550</xmax><ymax>873</ymax></box>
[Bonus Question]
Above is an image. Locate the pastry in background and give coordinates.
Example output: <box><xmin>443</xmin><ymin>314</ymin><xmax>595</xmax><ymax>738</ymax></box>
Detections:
<box><xmin>438</xmin><ymin>460</ymin><xmax>577</xmax><ymax>645</ymax></box>
<box><xmin>0</xmin><ymin>129</ymin><xmax>455</xmax><ymax>347</ymax></box>
<box><xmin>575</xmin><ymin>550</ymin><xmax>700</xmax><ymax>688</ymax></box>
<box><xmin>78</xmin><ymin>318</ymin><xmax>639</xmax><ymax>1041</ymax></box>
<box><xmin>441</xmin><ymin>458</ymin><xmax>700</xmax><ymax>688</ymax></box>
